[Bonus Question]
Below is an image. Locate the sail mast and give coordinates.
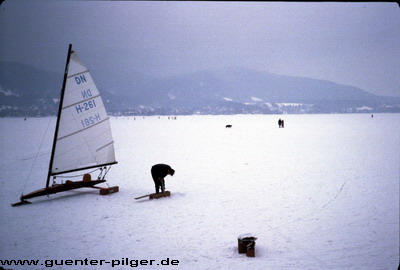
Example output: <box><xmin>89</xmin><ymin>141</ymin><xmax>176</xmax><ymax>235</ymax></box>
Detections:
<box><xmin>46</xmin><ymin>44</ymin><xmax>73</xmax><ymax>188</ymax></box>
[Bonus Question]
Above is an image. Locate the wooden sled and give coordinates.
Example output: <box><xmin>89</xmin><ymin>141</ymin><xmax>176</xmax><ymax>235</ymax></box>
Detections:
<box><xmin>135</xmin><ymin>191</ymin><xmax>171</xmax><ymax>200</ymax></box>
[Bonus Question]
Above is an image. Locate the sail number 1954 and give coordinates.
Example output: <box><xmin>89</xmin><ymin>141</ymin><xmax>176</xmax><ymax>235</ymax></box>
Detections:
<box><xmin>81</xmin><ymin>113</ymin><xmax>101</xmax><ymax>128</ymax></box>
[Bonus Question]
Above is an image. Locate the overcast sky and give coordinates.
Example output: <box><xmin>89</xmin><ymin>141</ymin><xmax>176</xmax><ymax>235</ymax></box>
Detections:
<box><xmin>1</xmin><ymin>1</ymin><xmax>399</xmax><ymax>97</ymax></box>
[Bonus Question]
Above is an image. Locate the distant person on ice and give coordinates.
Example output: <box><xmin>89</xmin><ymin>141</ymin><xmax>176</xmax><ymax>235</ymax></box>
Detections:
<box><xmin>151</xmin><ymin>164</ymin><xmax>175</xmax><ymax>193</ymax></box>
<box><xmin>278</xmin><ymin>118</ymin><xmax>285</xmax><ymax>128</ymax></box>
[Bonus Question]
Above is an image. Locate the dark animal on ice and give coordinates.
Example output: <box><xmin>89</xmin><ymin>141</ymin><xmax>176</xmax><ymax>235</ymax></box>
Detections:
<box><xmin>226</xmin><ymin>125</ymin><xmax>232</xmax><ymax>128</ymax></box>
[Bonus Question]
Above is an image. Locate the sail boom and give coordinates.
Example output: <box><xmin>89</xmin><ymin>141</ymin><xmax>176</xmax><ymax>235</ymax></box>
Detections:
<box><xmin>50</xmin><ymin>161</ymin><xmax>118</xmax><ymax>176</ymax></box>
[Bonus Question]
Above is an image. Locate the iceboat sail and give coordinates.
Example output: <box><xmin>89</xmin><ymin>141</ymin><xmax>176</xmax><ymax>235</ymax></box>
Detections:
<box><xmin>13</xmin><ymin>44</ymin><xmax>118</xmax><ymax>206</ymax></box>
<box><xmin>49</xmin><ymin>48</ymin><xmax>117</xmax><ymax>178</ymax></box>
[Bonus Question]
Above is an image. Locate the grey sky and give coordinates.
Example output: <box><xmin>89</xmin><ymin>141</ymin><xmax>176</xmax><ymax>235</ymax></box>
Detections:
<box><xmin>1</xmin><ymin>1</ymin><xmax>399</xmax><ymax>97</ymax></box>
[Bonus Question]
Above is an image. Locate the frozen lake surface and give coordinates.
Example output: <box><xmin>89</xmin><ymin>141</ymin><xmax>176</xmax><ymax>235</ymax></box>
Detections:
<box><xmin>0</xmin><ymin>113</ymin><xmax>399</xmax><ymax>269</ymax></box>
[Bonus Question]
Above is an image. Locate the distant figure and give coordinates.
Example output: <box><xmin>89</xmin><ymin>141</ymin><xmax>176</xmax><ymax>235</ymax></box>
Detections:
<box><xmin>278</xmin><ymin>118</ymin><xmax>285</xmax><ymax>128</ymax></box>
<box><xmin>226</xmin><ymin>125</ymin><xmax>232</xmax><ymax>128</ymax></box>
<box><xmin>151</xmin><ymin>164</ymin><xmax>175</xmax><ymax>193</ymax></box>
<box><xmin>371</xmin><ymin>114</ymin><xmax>374</xmax><ymax>118</ymax></box>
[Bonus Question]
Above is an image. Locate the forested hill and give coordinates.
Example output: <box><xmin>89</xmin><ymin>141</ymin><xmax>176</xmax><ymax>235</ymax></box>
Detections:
<box><xmin>1</xmin><ymin>62</ymin><xmax>399</xmax><ymax>116</ymax></box>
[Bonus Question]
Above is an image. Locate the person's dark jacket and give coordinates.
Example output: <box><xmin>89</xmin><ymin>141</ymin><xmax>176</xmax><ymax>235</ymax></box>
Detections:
<box><xmin>151</xmin><ymin>164</ymin><xmax>174</xmax><ymax>179</ymax></box>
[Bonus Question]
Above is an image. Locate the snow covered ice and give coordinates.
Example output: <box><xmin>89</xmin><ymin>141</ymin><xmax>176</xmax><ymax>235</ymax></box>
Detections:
<box><xmin>0</xmin><ymin>113</ymin><xmax>399</xmax><ymax>270</ymax></box>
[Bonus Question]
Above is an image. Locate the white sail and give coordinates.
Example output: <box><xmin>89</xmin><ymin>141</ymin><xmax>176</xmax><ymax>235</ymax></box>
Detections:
<box><xmin>51</xmin><ymin>50</ymin><xmax>116</xmax><ymax>175</ymax></box>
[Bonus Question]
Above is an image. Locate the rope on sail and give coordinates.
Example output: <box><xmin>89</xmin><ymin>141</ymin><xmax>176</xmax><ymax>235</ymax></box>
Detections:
<box><xmin>53</xmin><ymin>165</ymin><xmax>113</xmax><ymax>181</ymax></box>
<box><xmin>21</xmin><ymin>117</ymin><xmax>55</xmax><ymax>195</ymax></box>
<box><xmin>99</xmin><ymin>165</ymin><xmax>112</xmax><ymax>182</ymax></box>
<box><xmin>54</xmin><ymin>167</ymin><xmax>101</xmax><ymax>179</ymax></box>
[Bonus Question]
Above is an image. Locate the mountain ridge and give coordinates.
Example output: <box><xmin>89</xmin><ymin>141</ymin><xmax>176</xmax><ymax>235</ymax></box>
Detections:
<box><xmin>1</xmin><ymin>61</ymin><xmax>399</xmax><ymax>116</ymax></box>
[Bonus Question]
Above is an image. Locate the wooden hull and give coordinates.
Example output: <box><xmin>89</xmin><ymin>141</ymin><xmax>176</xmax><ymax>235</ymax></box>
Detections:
<box><xmin>20</xmin><ymin>179</ymin><xmax>106</xmax><ymax>201</ymax></box>
<box><xmin>12</xmin><ymin>179</ymin><xmax>119</xmax><ymax>206</ymax></box>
